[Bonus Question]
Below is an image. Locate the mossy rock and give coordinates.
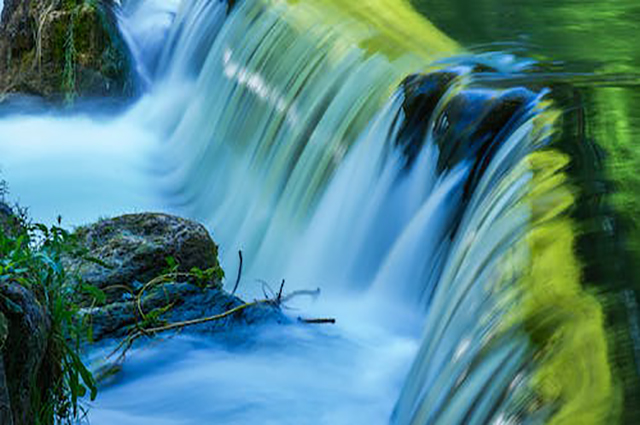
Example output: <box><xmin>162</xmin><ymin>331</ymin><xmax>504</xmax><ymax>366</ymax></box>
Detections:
<box><xmin>66</xmin><ymin>213</ymin><xmax>286</xmax><ymax>341</ymax></box>
<box><xmin>65</xmin><ymin>213</ymin><xmax>223</xmax><ymax>301</ymax></box>
<box><xmin>0</xmin><ymin>0</ymin><xmax>134</xmax><ymax>102</ymax></box>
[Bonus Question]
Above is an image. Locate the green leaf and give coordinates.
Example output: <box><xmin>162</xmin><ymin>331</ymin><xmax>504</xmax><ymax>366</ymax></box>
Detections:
<box><xmin>80</xmin><ymin>284</ymin><xmax>107</xmax><ymax>305</ymax></box>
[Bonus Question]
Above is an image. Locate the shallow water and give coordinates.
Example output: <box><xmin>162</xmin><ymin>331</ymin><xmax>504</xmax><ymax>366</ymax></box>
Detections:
<box><xmin>88</xmin><ymin>294</ymin><xmax>422</xmax><ymax>425</ymax></box>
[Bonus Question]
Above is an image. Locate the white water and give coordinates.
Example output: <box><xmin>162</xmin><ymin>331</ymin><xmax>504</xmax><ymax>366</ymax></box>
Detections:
<box><xmin>89</xmin><ymin>295</ymin><xmax>422</xmax><ymax>425</ymax></box>
<box><xmin>0</xmin><ymin>1</ymin><xmax>559</xmax><ymax>424</ymax></box>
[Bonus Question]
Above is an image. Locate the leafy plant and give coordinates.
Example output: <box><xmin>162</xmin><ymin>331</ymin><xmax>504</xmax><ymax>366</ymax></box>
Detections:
<box><xmin>0</xmin><ymin>212</ymin><xmax>97</xmax><ymax>424</ymax></box>
<box><xmin>163</xmin><ymin>255</ymin><xmax>224</xmax><ymax>289</ymax></box>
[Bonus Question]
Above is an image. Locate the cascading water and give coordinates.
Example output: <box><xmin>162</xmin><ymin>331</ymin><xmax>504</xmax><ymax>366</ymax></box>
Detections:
<box><xmin>0</xmin><ymin>0</ymin><xmax>632</xmax><ymax>424</ymax></box>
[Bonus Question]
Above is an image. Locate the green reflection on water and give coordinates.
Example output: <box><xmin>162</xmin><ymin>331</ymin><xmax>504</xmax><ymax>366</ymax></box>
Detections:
<box><xmin>412</xmin><ymin>0</ymin><xmax>640</xmax><ymax>297</ymax></box>
<box><xmin>411</xmin><ymin>1</ymin><xmax>640</xmax><ymax>422</ymax></box>
<box><xmin>411</xmin><ymin>0</ymin><xmax>640</xmax><ymax>72</ymax></box>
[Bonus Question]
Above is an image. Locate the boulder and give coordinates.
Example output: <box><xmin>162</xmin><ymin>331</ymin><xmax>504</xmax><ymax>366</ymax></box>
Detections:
<box><xmin>0</xmin><ymin>0</ymin><xmax>134</xmax><ymax>102</ymax></box>
<box><xmin>67</xmin><ymin>213</ymin><xmax>221</xmax><ymax>297</ymax></box>
<box><xmin>0</xmin><ymin>312</ymin><xmax>12</xmax><ymax>425</ymax></box>
<box><xmin>67</xmin><ymin>213</ymin><xmax>285</xmax><ymax>341</ymax></box>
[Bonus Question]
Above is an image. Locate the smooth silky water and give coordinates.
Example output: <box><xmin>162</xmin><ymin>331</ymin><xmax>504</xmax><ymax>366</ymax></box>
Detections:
<box><xmin>1</xmin><ymin>0</ymin><xmax>638</xmax><ymax>424</ymax></box>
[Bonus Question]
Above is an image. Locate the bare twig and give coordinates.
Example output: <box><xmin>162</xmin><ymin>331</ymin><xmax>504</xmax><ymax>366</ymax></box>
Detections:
<box><xmin>136</xmin><ymin>272</ymin><xmax>195</xmax><ymax>320</ymax></box>
<box><xmin>145</xmin><ymin>300</ymin><xmax>268</xmax><ymax>334</ymax></box>
<box><xmin>257</xmin><ymin>279</ymin><xmax>274</xmax><ymax>298</ymax></box>
<box><xmin>231</xmin><ymin>250</ymin><xmax>243</xmax><ymax>295</ymax></box>
<box><xmin>276</xmin><ymin>279</ymin><xmax>285</xmax><ymax>304</ymax></box>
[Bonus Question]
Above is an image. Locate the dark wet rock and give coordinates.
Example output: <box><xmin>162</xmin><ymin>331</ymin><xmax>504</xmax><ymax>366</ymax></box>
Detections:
<box><xmin>433</xmin><ymin>86</ymin><xmax>536</xmax><ymax>196</ymax></box>
<box><xmin>0</xmin><ymin>283</ymin><xmax>51</xmax><ymax>425</ymax></box>
<box><xmin>398</xmin><ymin>68</ymin><xmax>537</xmax><ymax>196</ymax></box>
<box><xmin>0</xmin><ymin>349</ymin><xmax>13</xmax><ymax>425</ymax></box>
<box><xmin>0</xmin><ymin>0</ymin><xmax>134</xmax><ymax>102</ymax></box>
<box><xmin>396</xmin><ymin>67</ymin><xmax>542</xmax><ymax>248</ymax></box>
<box><xmin>398</xmin><ymin>68</ymin><xmax>467</xmax><ymax>168</ymax></box>
<box><xmin>66</xmin><ymin>213</ymin><xmax>221</xmax><ymax>301</ymax></box>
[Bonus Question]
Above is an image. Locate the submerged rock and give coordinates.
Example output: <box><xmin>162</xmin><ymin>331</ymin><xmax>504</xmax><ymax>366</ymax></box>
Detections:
<box><xmin>0</xmin><ymin>0</ymin><xmax>134</xmax><ymax>102</ymax></box>
<box><xmin>398</xmin><ymin>67</ymin><xmax>538</xmax><ymax>197</ymax></box>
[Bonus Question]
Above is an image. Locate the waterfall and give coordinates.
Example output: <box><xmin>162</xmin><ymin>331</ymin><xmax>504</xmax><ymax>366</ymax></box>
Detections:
<box><xmin>145</xmin><ymin>1</ymin><xmax>615</xmax><ymax>422</ymax></box>
<box><xmin>0</xmin><ymin>0</ymin><xmax>622</xmax><ymax>423</ymax></box>
<box><xmin>153</xmin><ymin>0</ymin><xmax>459</xmax><ymax>281</ymax></box>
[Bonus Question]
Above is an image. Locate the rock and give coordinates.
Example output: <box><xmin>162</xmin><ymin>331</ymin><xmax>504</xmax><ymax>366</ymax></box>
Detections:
<box><xmin>67</xmin><ymin>213</ymin><xmax>285</xmax><ymax>340</ymax></box>
<box><xmin>67</xmin><ymin>213</ymin><xmax>221</xmax><ymax>299</ymax></box>
<box><xmin>82</xmin><ymin>282</ymin><xmax>284</xmax><ymax>341</ymax></box>
<box><xmin>0</xmin><ymin>0</ymin><xmax>134</xmax><ymax>102</ymax></box>
<box><xmin>0</xmin><ymin>283</ymin><xmax>51</xmax><ymax>425</ymax></box>
<box><xmin>398</xmin><ymin>68</ymin><xmax>537</xmax><ymax>197</ymax></box>
<box><xmin>0</xmin><ymin>350</ymin><xmax>13</xmax><ymax>425</ymax></box>
<box><xmin>0</xmin><ymin>202</ymin><xmax>21</xmax><ymax>237</ymax></box>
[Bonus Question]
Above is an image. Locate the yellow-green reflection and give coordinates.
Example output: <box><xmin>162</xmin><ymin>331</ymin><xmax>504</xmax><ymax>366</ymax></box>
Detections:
<box><xmin>408</xmin><ymin>1</ymin><xmax>640</xmax><ymax>421</ymax></box>
<box><xmin>521</xmin><ymin>150</ymin><xmax>618</xmax><ymax>425</ymax></box>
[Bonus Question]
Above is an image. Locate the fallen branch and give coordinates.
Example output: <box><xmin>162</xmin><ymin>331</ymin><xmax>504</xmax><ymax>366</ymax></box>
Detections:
<box><xmin>107</xmin><ymin>277</ymin><xmax>326</xmax><ymax>361</ymax></box>
<box><xmin>298</xmin><ymin>317</ymin><xmax>336</xmax><ymax>324</ymax></box>
<box><xmin>144</xmin><ymin>299</ymin><xmax>269</xmax><ymax>334</ymax></box>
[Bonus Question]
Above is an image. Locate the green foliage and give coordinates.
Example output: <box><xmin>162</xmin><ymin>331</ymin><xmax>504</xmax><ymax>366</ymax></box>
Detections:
<box><xmin>164</xmin><ymin>256</ymin><xmax>225</xmax><ymax>289</ymax></box>
<box><xmin>0</xmin><ymin>214</ymin><xmax>97</xmax><ymax>424</ymax></box>
<box><xmin>189</xmin><ymin>265</ymin><xmax>225</xmax><ymax>288</ymax></box>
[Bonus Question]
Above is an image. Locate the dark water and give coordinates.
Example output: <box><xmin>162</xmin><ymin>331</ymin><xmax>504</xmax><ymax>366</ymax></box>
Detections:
<box><xmin>414</xmin><ymin>1</ymin><xmax>640</xmax><ymax>421</ymax></box>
